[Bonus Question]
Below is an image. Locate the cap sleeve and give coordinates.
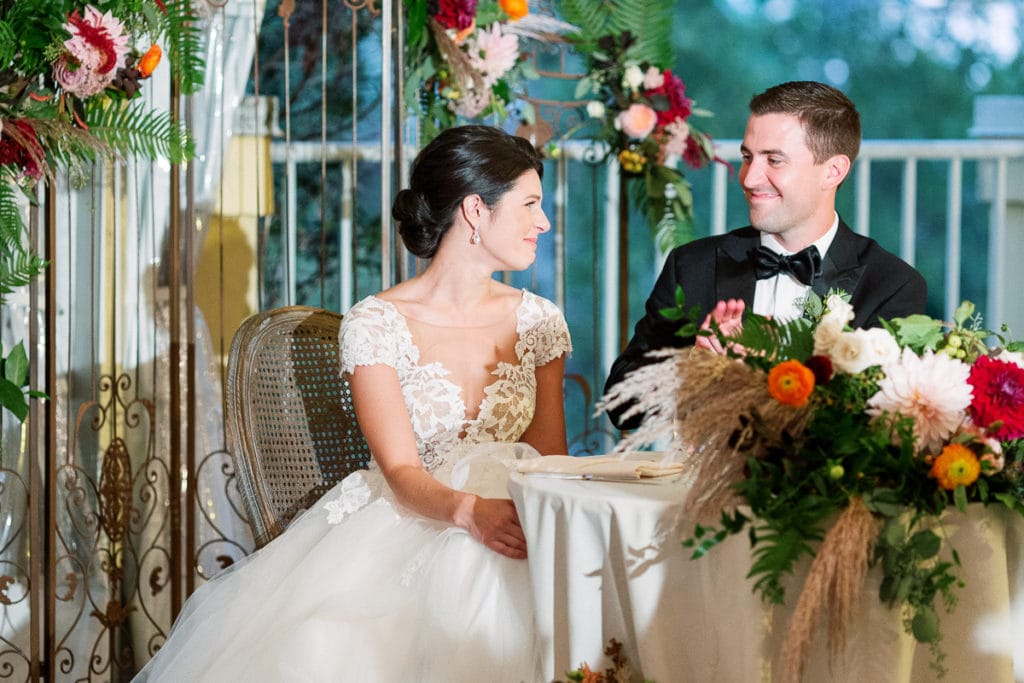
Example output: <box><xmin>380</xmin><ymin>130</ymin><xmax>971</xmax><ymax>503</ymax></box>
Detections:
<box><xmin>520</xmin><ymin>292</ymin><xmax>572</xmax><ymax>367</ymax></box>
<box><xmin>338</xmin><ymin>297</ymin><xmax>400</xmax><ymax>374</ymax></box>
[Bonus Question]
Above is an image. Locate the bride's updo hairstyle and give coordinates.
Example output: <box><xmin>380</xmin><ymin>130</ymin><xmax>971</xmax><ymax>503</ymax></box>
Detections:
<box><xmin>393</xmin><ymin>125</ymin><xmax>545</xmax><ymax>259</ymax></box>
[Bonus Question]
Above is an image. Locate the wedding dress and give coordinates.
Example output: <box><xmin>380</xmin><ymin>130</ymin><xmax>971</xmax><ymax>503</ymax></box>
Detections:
<box><xmin>134</xmin><ymin>290</ymin><xmax>571</xmax><ymax>683</ymax></box>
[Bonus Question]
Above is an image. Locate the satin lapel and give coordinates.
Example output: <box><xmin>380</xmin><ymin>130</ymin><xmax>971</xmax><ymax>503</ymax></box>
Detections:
<box><xmin>812</xmin><ymin>222</ymin><xmax>865</xmax><ymax>298</ymax></box>
<box><xmin>717</xmin><ymin>230</ymin><xmax>759</xmax><ymax>309</ymax></box>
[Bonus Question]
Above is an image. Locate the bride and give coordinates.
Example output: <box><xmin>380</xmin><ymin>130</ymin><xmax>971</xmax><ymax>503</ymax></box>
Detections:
<box><xmin>135</xmin><ymin>125</ymin><xmax>571</xmax><ymax>682</ymax></box>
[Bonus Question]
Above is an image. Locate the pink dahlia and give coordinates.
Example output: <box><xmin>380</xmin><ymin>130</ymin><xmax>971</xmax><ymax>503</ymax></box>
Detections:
<box><xmin>968</xmin><ymin>355</ymin><xmax>1024</xmax><ymax>440</ymax></box>
<box><xmin>866</xmin><ymin>347</ymin><xmax>973</xmax><ymax>453</ymax></box>
<box><xmin>465</xmin><ymin>22</ymin><xmax>519</xmax><ymax>88</ymax></box>
<box><xmin>53</xmin><ymin>6</ymin><xmax>131</xmax><ymax>98</ymax></box>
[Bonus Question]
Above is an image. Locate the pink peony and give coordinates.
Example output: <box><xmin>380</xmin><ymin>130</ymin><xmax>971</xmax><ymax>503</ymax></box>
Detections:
<box><xmin>866</xmin><ymin>348</ymin><xmax>973</xmax><ymax>453</ymax></box>
<box><xmin>53</xmin><ymin>6</ymin><xmax>130</xmax><ymax>98</ymax></box>
<box><xmin>615</xmin><ymin>103</ymin><xmax>658</xmax><ymax>139</ymax></box>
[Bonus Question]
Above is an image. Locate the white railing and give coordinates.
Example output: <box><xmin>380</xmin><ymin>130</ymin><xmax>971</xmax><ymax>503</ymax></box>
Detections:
<box><xmin>712</xmin><ymin>138</ymin><xmax>1024</xmax><ymax>325</ymax></box>
<box><xmin>270</xmin><ymin>137</ymin><xmax>1024</xmax><ymax>374</ymax></box>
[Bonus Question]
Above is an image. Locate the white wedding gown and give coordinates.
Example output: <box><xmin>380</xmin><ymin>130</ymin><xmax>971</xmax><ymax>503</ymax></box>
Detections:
<box><xmin>134</xmin><ymin>291</ymin><xmax>572</xmax><ymax>682</ymax></box>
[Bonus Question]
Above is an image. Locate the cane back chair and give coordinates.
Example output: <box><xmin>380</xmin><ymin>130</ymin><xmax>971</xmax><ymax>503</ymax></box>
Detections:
<box><xmin>225</xmin><ymin>306</ymin><xmax>372</xmax><ymax>548</ymax></box>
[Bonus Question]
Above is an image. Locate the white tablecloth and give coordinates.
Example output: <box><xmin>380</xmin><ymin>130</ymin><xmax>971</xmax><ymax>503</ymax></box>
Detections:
<box><xmin>509</xmin><ymin>470</ymin><xmax>1024</xmax><ymax>682</ymax></box>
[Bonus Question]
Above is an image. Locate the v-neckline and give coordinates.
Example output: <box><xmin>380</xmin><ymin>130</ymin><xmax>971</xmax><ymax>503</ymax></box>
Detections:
<box><xmin>374</xmin><ymin>293</ymin><xmax>526</xmax><ymax>426</ymax></box>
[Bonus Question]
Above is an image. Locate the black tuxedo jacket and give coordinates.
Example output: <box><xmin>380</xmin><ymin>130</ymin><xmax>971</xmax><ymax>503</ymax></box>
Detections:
<box><xmin>605</xmin><ymin>220</ymin><xmax>928</xmax><ymax>429</ymax></box>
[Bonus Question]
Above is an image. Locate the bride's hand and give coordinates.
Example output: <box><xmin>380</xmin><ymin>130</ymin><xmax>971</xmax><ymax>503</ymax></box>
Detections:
<box><xmin>456</xmin><ymin>496</ymin><xmax>528</xmax><ymax>559</ymax></box>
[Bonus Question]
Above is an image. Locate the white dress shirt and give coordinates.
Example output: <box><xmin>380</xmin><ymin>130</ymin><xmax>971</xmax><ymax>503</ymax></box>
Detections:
<box><xmin>752</xmin><ymin>214</ymin><xmax>839</xmax><ymax>322</ymax></box>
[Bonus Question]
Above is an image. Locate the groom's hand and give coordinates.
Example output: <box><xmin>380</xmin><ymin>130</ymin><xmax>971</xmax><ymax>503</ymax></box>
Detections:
<box><xmin>695</xmin><ymin>299</ymin><xmax>746</xmax><ymax>354</ymax></box>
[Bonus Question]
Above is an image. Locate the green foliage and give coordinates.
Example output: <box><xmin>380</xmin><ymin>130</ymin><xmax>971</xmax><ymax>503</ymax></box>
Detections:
<box><xmin>558</xmin><ymin>0</ymin><xmax>674</xmax><ymax>66</ymax></box>
<box><xmin>161</xmin><ymin>0</ymin><xmax>206</xmax><ymax>95</ymax></box>
<box><xmin>0</xmin><ymin>0</ymin><xmax>70</xmax><ymax>80</ymax></box>
<box><xmin>81</xmin><ymin>98</ymin><xmax>193</xmax><ymax>163</ymax></box>
<box><xmin>0</xmin><ymin>180</ymin><xmax>48</xmax><ymax>300</ymax></box>
<box><xmin>682</xmin><ymin>295</ymin><xmax>1024</xmax><ymax>673</ymax></box>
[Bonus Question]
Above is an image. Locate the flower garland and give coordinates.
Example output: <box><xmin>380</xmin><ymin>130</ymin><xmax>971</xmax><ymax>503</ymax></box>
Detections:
<box><xmin>571</xmin><ymin>31</ymin><xmax>719</xmax><ymax>251</ymax></box>
<box><xmin>0</xmin><ymin>0</ymin><xmax>204</xmax><ymax>420</ymax></box>
<box><xmin>600</xmin><ymin>293</ymin><xmax>1024</xmax><ymax>679</ymax></box>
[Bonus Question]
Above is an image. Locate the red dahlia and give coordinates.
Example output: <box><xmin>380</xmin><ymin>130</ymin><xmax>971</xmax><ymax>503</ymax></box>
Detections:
<box><xmin>646</xmin><ymin>69</ymin><xmax>692</xmax><ymax>127</ymax></box>
<box><xmin>968</xmin><ymin>355</ymin><xmax>1024</xmax><ymax>440</ymax></box>
<box><xmin>432</xmin><ymin>0</ymin><xmax>477</xmax><ymax>30</ymax></box>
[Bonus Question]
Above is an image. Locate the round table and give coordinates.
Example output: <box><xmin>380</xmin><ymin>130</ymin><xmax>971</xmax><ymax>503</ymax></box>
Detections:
<box><xmin>509</xmin><ymin>469</ymin><xmax>1024</xmax><ymax>682</ymax></box>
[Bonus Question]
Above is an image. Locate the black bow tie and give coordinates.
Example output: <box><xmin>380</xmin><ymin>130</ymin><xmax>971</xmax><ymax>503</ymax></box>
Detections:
<box><xmin>751</xmin><ymin>245</ymin><xmax>822</xmax><ymax>286</ymax></box>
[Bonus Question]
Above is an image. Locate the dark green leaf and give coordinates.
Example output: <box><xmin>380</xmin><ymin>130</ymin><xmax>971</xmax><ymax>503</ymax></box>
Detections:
<box><xmin>909</xmin><ymin>529</ymin><xmax>941</xmax><ymax>559</ymax></box>
<box><xmin>4</xmin><ymin>341</ymin><xmax>28</xmax><ymax>386</ymax></box>
<box><xmin>911</xmin><ymin>606</ymin><xmax>940</xmax><ymax>643</ymax></box>
<box><xmin>0</xmin><ymin>377</ymin><xmax>28</xmax><ymax>422</ymax></box>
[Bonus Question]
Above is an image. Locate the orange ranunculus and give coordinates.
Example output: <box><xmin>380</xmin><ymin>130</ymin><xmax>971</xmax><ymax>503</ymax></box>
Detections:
<box><xmin>929</xmin><ymin>443</ymin><xmax>981</xmax><ymax>490</ymax></box>
<box><xmin>767</xmin><ymin>359</ymin><xmax>816</xmax><ymax>407</ymax></box>
<box><xmin>138</xmin><ymin>43</ymin><xmax>162</xmax><ymax>78</ymax></box>
<box><xmin>499</xmin><ymin>0</ymin><xmax>529</xmax><ymax>20</ymax></box>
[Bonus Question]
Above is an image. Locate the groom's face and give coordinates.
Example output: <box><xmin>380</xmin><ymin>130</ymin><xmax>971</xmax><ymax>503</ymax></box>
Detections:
<box><xmin>739</xmin><ymin>112</ymin><xmax>836</xmax><ymax>249</ymax></box>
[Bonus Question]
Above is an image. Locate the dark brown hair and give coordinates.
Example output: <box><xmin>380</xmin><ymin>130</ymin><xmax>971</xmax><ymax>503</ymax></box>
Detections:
<box><xmin>392</xmin><ymin>125</ymin><xmax>545</xmax><ymax>259</ymax></box>
<box><xmin>749</xmin><ymin>81</ymin><xmax>861</xmax><ymax>165</ymax></box>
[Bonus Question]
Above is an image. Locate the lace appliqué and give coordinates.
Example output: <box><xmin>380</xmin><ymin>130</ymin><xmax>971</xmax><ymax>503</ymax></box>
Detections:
<box><xmin>323</xmin><ymin>472</ymin><xmax>375</xmax><ymax>524</ymax></box>
<box><xmin>338</xmin><ymin>292</ymin><xmax>572</xmax><ymax>475</ymax></box>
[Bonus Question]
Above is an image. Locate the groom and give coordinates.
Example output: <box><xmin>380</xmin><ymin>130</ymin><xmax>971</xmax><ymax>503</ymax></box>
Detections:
<box><xmin>604</xmin><ymin>80</ymin><xmax>927</xmax><ymax>430</ymax></box>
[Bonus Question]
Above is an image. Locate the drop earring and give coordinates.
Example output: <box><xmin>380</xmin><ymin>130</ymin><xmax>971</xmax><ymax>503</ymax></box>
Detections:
<box><xmin>471</xmin><ymin>226</ymin><xmax>481</xmax><ymax>245</ymax></box>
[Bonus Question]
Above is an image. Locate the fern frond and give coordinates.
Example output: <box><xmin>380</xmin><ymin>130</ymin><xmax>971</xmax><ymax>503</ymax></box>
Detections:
<box><xmin>0</xmin><ymin>21</ymin><xmax>16</xmax><ymax>69</ymax></box>
<box><xmin>558</xmin><ymin>0</ymin><xmax>674</xmax><ymax>65</ymax></box>
<box><xmin>82</xmin><ymin>98</ymin><xmax>193</xmax><ymax>163</ymax></box>
<box><xmin>161</xmin><ymin>0</ymin><xmax>206</xmax><ymax>95</ymax></box>
<box><xmin>0</xmin><ymin>181</ymin><xmax>48</xmax><ymax>307</ymax></box>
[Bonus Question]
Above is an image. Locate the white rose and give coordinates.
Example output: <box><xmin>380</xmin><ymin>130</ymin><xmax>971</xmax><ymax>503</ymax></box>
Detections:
<box><xmin>862</xmin><ymin>327</ymin><xmax>901</xmax><ymax>367</ymax></box>
<box><xmin>813</xmin><ymin>317</ymin><xmax>844</xmax><ymax>356</ymax></box>
<box><xmin>622</xmin><ymin>64</ymin><xmax>645</xmax><ymax>92</ymax></box>
<box><xmin>830</xmin><ymin>329</ymin><xmax>877</xmax><ymax>375</ymax></box>
<box><xmin>825</xmin><ymin>295</ymin><xmax>855</xmax><ymax>324</ymax></box>
<box><xmin>586</xmin><ymin>100</ymin><xmax>605</xmax><ymax>119</ymax></box>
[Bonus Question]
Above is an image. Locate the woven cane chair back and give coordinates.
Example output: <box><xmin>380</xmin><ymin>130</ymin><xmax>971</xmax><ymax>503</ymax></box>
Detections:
<box><xmin>225</xmin><ymin>306</ymin><xmax>371</xmax><ymax>548</ymax></box>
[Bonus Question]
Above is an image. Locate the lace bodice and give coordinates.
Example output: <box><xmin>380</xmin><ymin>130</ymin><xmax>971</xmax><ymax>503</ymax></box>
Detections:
<box><xmin>339</xmin><ymin>291</ymin><xmax>571</xmax><ymax>472</ymax></box>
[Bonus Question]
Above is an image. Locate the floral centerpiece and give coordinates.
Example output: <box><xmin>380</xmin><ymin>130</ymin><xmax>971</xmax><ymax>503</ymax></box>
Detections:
<box><xmin>600</xmin><ymin>291</ymin><xmax>1024</xmax><ymax>680</ymax></box>
<box><xmin>403</xmin><ymin>0</ymin><xmax>575</xmax><ymax>144</ymax></box>
<box><xmin>567</xmin><ymin>29</ymin><xmax>718</xmax><ymax>250</ymax></box>
<box><xmin>0</xmin><ymin>0</ymin><xmax>204</xmax><ymax>419</ymax></box>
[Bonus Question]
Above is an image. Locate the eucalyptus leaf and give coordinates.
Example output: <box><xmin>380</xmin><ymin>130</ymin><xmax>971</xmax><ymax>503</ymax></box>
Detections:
<box><xmin>909</xmin><ymin>529</ymin><xmax>941</xmax><ymax>559</ymax></box>
<box><xmin>911</xmin><ymin>606</ymin><xmax>940</xmax><ymax>643</ymax></box>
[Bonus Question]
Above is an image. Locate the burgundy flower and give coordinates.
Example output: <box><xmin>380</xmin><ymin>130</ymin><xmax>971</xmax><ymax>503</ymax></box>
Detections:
<box><xmin>0</xmin><ymin>120</ymin><xmax>44</xmax><ymax>179</ymax></box>
<box><xmin>968</xmin><ymin>355</ymin><xmax>1024</xmax><ymax>440</ymax></box>
<box><xmin>432</xmin><ymin>0</ymin><xmax>477</xmax><ymax>30</ymax></box>
<box><xmin>804</xmin><ymin>355</ymin><xmax>835</xmax><ymax>386</ymax></box>
<box><xmin>682</xmin><ymin>135</ymin><xmax>709</xmax><ymax>169</ymax></box>
<box><xmin>645</xmin><ymin>69</ymin><xmax>691</xmax><ymax>126</ymax></box>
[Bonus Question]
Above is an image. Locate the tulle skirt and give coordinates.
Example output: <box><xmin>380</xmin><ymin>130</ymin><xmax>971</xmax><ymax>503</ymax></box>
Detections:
<box><xmin>134</xmin><ymin>444</ymin><xmax>542</xmax><ymax>683</ymax></box>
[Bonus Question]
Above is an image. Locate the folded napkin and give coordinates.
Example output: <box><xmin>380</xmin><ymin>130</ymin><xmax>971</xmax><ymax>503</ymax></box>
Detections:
<box><xmin>515</xmin><ymin>455</ymin><xmax>683</xmax><ymax>480</ymax></box>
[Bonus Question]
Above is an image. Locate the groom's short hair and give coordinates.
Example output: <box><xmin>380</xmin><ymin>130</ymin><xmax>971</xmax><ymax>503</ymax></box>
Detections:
<box><xmin>749</xmin><ymin>81</ymin><xmax>861</xmax><ymax>165</ymax></box>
